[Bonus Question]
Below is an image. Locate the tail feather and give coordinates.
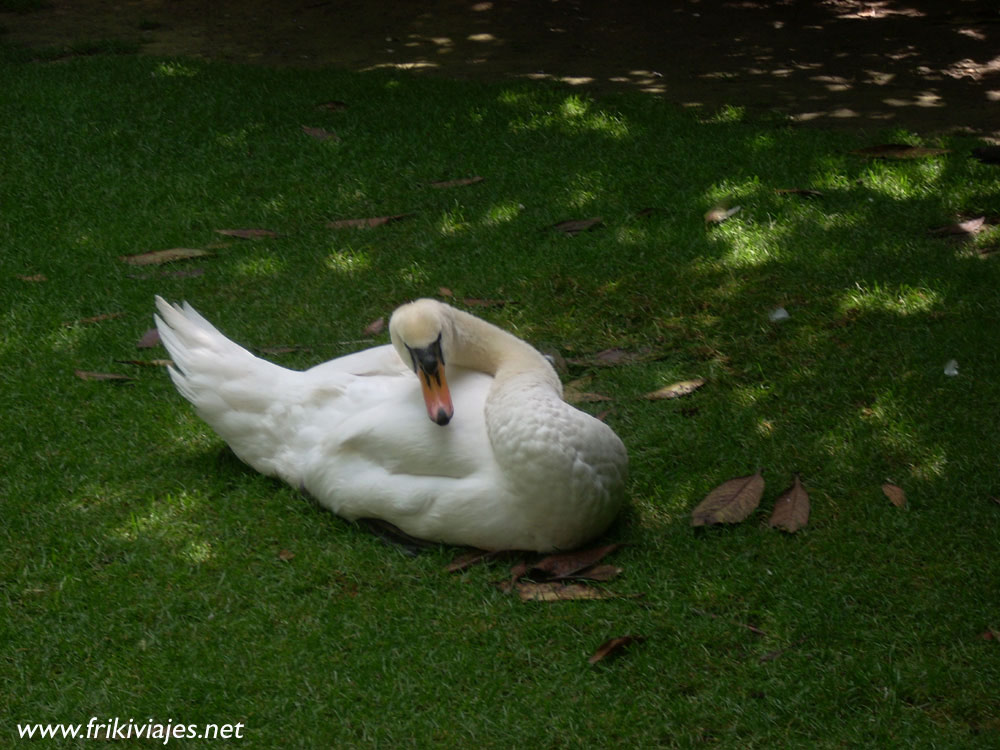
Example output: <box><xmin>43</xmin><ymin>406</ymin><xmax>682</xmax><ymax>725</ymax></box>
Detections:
<box><xmin>153</xmin><ymin>296</ymin><xmax>302</xmax><ymax>479</ymax></box>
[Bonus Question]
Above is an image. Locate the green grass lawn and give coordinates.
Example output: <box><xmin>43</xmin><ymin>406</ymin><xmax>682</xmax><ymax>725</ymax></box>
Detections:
<box><xmin>2</xmin><ymin>49</ymin><xmax>999</xmax><ymax>747</ymax></box>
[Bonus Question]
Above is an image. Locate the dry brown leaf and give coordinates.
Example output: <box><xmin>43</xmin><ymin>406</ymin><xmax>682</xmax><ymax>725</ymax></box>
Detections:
<box><xmin>429</xmin><ymin>176</ymin><xmax>485</xmax><ymax>188</ymax></box>
<box><xmin>567</xmin><ymin>347</ymin><xmax>658</xmax><ymax>368</ymax></box>
<box><xmin>65</xmin><ymin>312</ymin><xmax>124</xmax><ymax>327</ymax></box>
<box><xmin>850</xmin><ymin>144</ymin><xmax>950</xmax><ymax>159</ymax></box>
<box><xmin>882</xmin><ymin>482</ymin><xmax>907</xmax><ymax>508</ymax></box>
<box><xmin>563</xmin><ymin>377</ymin><xmax>613</xmax><ymax>404</ymax></box>
<box><xmin>445</xmin><ymin>549</ymin><xmax>521</xmax><ymax>573</ymax></box>
<box><xmin>704</xmin><ymin>204</ymin><xmax>741</xmax><ymax>224</ymax></box>
<box><xmin>550</xmin><ymin>217</ymin><xmax>603</xmax><ymax>235</ymax></box>
<box><xmin>768</xmin><ymin>475</ymin><xmax>810</xmax><ymax>532</ymax></box>
<box><xmin>588</xmin><ymin>634</ymin><xmax>645</xmax><ymax>665</ymax></box>
<box><xmin>644</xmin><ymin>378</ymin><xmax>705</xmax><ymax>401</ymax></box>
<box><xmin>928</xmin><ymin>216</ymin><xmax>986</xmax><ymax>236</ymax></box>
<box><xmin>363</xmin><ymin>317</ymin><xmax>386</xmax><ymax>336</ymax></box>
<box><xmin>74</xmin><ymin>370</ymin><xmax>133</xmax><ymax>383</ymax></box>
<box><xmin>120</xmin><ymin>248</ymin><xmax>210</xmax><ymax>266</ymax></box>
<box><xmin>513</xmin><ymin>581</ymin><xmax>619</xmax><ymax>602</ymax></box>
<box><xmin>277</xmin><ymin>549</ymin><xmax>296</xmax><ymax>561</ymax></box>
<box><xmin>215</xmin><ymin>228</ymin><xmax>279</xmax><ymax>239</ymax></box>
<box><xmin>528</xmin><ymin>543</ymin><xmax>621</xmax><ymax>581</ymax></box>
<box><xmin>17</xmin><ymin>273</ymin><xmax>47</xmax><ymax>282</ymax></box>
<box><xmin>691</xmin><ymin>472</ymin><xmax>765</xmax><ymax>526</ymax></box>
<box><xmin>317</xmin><ymin>100</ymin><xmax>348</xmax><ymax>112</ymax></box>
<box><xmin>136</xmin><ymin>328</ymin><xmax>161</xmax><ymax>349</ymax></box>
<box><xmin>437</xmin><ymin>286</ymin><xmax>455</xmax><ymax>298</ymax></box>
<box><xmin>301</xmin><ymin>125</ymin><xmax>340</xmax><ymax>141</ymax></box>
<box><xmin>326</xmin><ymin>214</ymin><xmax>412</xmax><ymax>229</ymax></box>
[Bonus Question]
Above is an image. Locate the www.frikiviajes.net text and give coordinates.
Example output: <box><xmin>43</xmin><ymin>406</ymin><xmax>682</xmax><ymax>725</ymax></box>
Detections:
<box><xmin>17</xmin><ymin>717</ymin><xmax>245</xmax><ymax>743</ymax></box>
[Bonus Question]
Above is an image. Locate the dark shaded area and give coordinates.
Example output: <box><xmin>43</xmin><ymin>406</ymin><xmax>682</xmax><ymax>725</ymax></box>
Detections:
<box><xmin>1</xmin><ymin>0</ymin><xmax>998</xmax><ymax>136</ymax></box>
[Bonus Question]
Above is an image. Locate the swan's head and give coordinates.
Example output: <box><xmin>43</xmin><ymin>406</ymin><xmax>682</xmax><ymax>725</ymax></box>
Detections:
<box><xmin>389</xmin><ymin>299</ymin><xmax>455</xmax><ymax>426</ymax></box>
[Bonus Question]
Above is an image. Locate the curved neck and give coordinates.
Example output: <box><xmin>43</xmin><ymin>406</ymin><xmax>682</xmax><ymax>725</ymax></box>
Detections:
<box><xmin>447</xmin><ymin>306</ymin><xmax>561</xmax><ymax>393</ymax></box>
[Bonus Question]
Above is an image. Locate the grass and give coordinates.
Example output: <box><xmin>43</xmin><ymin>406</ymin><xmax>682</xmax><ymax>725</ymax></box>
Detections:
<box><xmin>1</xmin><ymin>49</ymin><xmax>999</xmax><ymax>747</ymax></box>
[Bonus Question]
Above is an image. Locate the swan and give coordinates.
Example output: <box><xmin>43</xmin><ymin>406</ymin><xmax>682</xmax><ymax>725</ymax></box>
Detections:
<box><xmin>153</xmin><ymin>296</ymin><xmax>628</xmax><ymax>552</ymax></box>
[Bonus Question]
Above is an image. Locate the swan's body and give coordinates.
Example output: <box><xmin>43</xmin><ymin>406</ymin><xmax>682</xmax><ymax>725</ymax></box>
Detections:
<box><xmin>153</xmin><ymin>297</ymin><xmax>627</xmax><ymax>551</ymax></box>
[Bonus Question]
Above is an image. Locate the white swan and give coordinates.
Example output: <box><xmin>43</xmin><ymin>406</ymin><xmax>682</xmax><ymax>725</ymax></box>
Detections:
<box><xmin>153</xmin><ymin>297</ymin><xmax>628</xmax><ymax>551</ymax></box>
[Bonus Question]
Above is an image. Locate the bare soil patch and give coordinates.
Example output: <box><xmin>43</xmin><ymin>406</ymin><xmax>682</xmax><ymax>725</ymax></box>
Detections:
<box><xmin>2</xmin><ymin>0</ymin><xmax>998</xmax><ymax>137</ymax></box>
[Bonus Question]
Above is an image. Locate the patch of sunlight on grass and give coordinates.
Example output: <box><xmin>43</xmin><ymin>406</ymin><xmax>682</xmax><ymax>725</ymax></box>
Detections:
<box><xmin>152</xmin><ymin>61</ymin><xmax>200</xmax><ymax>78</ymax></box>
<box><xmin>615</xmin><ymin>225</ymin><xmax>648</xmax><ymax>245</ymax></box>
<box><xmin>234</xmin><ymin>253</ymin><xmax>285</xmax><ymax>278</ymax></box>
<box><xmin>324</xmin><ymin>247</ymin><xmax>371</xmax><ymax>274</ymax></box>
<box><xmin>506</xmin><ymin>94</ymin><xmax>631</xmax><ymax>138</ymax></box>
<box><xmin>703</xmin><ymin>104</ymin><xmax>746</xmax><ymax>124</ymax></box>
<box><xmin>732</xmin><ymin>383</ymin><xmax>772</xmax><ymax>407</ymax></box>
<box><xmin>398</xmin><ymin>261</ymin><xmax>430</xmax><ymax>286</ymax></box>
<box><xmin>216</xmin><ymin>125</ymin><xmax>262</xmax><ymax>150</ymax></box>
<box><xmin>717</xmin><ymin>224</ymin><xmax>781</xmax><ymax>268</ymax></box>
<box><xmin>45</xmin><ymin>324</ymin><xmax>88</xmax><ymax>353</ymax></box>
<box><xmin>840</xmin><ymin>282</ymin><xmax>942</xmax><ymax>315</ymax></box>
<box><xmin>111</xmin><ymin>492</ymin><xmax>202</xmax><ymax>545</ymax></box>
<box><xmin>484</xmin><ymin>200</ymin><xmax>523</xmax><ymax>225</ymax></box>
<box><xmin>180</xmin><ymin>539</ymin><xmax>214</xmax><ymax>564</ymax></box>
<box><xmin>438</xmin><ymin>208</ymin><xmax>470</xmax><ymax>235</ymax></box>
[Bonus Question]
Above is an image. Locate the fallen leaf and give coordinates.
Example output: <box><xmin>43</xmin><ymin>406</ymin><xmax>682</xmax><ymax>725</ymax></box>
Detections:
<box><xmin>528</xmin><ymin>543</ymin><xmax>621</xmax><ymax>581</ymax></box>
<box><xmin>563</xmin><ymin>377</ymin><xmax>613</xmax><ymax>404</ymax></box>
<box><xmin>929</xmin><ymin>216</ymin><xmax>986</xmax><ymax>236</ymax></box>
<box><xmin>429</xmin><ymin>176</ymin><xmax>485</xmax><ymax>188</ymax></box>
<box><xmin>120</xmin><ymin>248</ymin><xmax>210</xmax><ymax>266</ymax></box>
<box><xmin>550</xmin><ymin>217</ymin><xmax>603</xmax><ymax>235</ymax></box>
<box><xmin>691</xmin><ymin>472</ymin><xmax>765</xmax><ymax>526</ymax></box>
<box><xmin>588</xmin><ymin>635</ymin><xmax>645</xmax><ymax>665</ymax></box>
<box><xmin>326</xmin><ymin>214</ymin><xmax>413</xmax><ymax>229</ymax></box>
<box><xmin>704</xmin><ymin>204</ymin><xmax>741</xmax><ymax>224</ymax></box>
<box><xmin>438</xmin><ymin>286</ymin><xmax>455</xmax><ymax>298</ymax></box>
<box><xmin>136</xmin><ymin>328</ymin><xmax>161</xmax><ymax>348</ymax></box>
<box><xmin>882</xmin><ymin>482</ymin><xmax>907</xmax><ymax>508</ymax></box>
<box><xmin>127</xmin><ymin>268</ymin><xmax>206</xmax><ymax>280</ymax></box>
<box><xmin>633</xmin><ymin>207</ymin><xmax>657</xmax><ymax>219</ymax></box>
<box><xmin>317</xmin><ymin>100</ymin><xmax>348</xmax><ymax>112</ymax></box>
<box><xmin>363</xmin><ymin>317</ymin><xmax>386</xmax><ymax>336</ymax></box>
<box><xmin>74</xmin><ymin>370</ymin><xmax>133</xmax><ymax>383</ymax></box>
<box><xmin>445</xmin><ymin>549</ymin><xmax>521</xmax><ymax>573</ymax></box>
<box><xmin>775</xmin><ymin>188</ymin><xmax>823</xmax><ymax>198</ymax></box>
<box><xmin>768</xmin><ymin>475</ymin><xmax>810</xmax><ymax>532</ymax></box>
<box><xmin>981</xmin><ymin>629</ymin><xmax>998</xmax><ymax>641</ymax></box>
<box><xmin>512</xmin><ymin>581</ymin><xmax>620</xmax><ymax>602</ymax></box>
<box><xmin>215</xmin><ymin>229</ymin><xmax>279</xmax><ymax>239</ymax></box>
<box><xmin>301</xmin><ymin>125</ymin><xmax>340</xmax><ymax>141</ymax></box>
<box><xmin>277</xmin><ymin>549</ymin><xmax>296</xmax><ymax>561</ymax></box>
<box><xmin>644</xmin><ymin>378</ymin><xmax>705</xmax><ymax>401</ymax></box>
<box><xmin>567</xmin><ymin>347</ymin><xmax>658</xmax><ymax>368</ymax></box>
<box><xmin>64</xmin><ymin>312</ymin><xmax>124</xmax><ymax>327</ymax></box>
<box><xmin>17</xmin><ymin>273</ymin><xmax>47</xmax><ymax>282</ymax></box>
<box><xmin>850</xmin><ymin>144</ymin><xmax>950</xmax><ymax>159</ymax></box>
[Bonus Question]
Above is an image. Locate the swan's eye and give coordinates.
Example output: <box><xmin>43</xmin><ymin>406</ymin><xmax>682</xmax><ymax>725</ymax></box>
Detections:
<box><xmin>406</xmin><ymin>334</ymin><xmax>444</xmax><ymax>375</ymax></box>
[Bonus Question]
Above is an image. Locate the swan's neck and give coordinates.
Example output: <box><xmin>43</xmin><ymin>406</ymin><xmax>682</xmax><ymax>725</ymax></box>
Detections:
<box><xmin>447</xmin><ymin>307</ymin><xmax>561</xmax><ymax>395</ymax></box>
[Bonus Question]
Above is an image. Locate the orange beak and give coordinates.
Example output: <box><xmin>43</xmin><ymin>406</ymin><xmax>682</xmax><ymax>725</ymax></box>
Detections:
<box><xmin>418</xmin><ymin>364</ymin><xmax>453</xmax><ymax>426</ymax></box>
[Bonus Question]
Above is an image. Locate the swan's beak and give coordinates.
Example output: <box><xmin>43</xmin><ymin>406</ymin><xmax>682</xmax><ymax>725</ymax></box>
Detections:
<box><xmin>410</xmin><ymin>342</ymin><xmax>454</xmax><ymax>426</ymax></box>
